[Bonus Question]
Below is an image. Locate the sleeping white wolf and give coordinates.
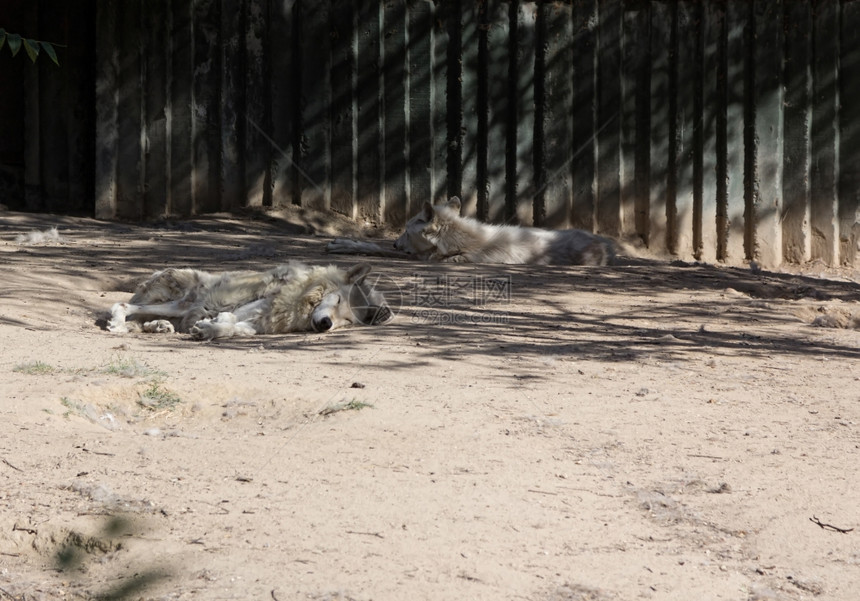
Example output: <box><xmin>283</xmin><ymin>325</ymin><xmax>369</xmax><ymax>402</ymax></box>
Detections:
<box><xmin>107</xmin><ymin>261</ymin><xmax>392</xmax><ymax>340</ymax></box>
<box><xmin>327</xmin><ymin>197</ymin><xmax>615</xmax><ymax>266</ymax></box>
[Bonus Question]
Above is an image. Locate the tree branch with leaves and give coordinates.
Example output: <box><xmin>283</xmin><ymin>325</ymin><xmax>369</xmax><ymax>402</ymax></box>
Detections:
<box><xmin>0</xmin><ymin>28</ymin><xmax>61</xmax><ymax>65</ymax></box>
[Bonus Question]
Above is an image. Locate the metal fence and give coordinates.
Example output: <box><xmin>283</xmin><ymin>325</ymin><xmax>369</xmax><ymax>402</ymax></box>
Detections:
<box><xmin>6</xmin><ymin>1</ymin><xmax>860</xmax><ymax>266</ymax></box>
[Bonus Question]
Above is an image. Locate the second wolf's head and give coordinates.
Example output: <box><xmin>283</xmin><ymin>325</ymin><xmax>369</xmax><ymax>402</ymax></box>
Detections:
<box><xmin>394</xmin><ymin>197</ymin><xmax>462</xmax><ymax>257</ymax></box>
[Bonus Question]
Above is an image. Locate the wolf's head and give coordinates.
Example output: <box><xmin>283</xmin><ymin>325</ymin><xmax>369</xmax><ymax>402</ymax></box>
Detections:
<box><xmin>394</xmin><ymin>197</ymin><xmax>462</xmax><ymax>257</ymax></box>
<box><xmin>310</xmin><ymin>263</ymin><xmax>393</xmax><ymax>332</ymax></box>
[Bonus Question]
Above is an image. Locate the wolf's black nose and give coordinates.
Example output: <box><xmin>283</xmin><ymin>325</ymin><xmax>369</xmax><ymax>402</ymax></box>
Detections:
<box><xmin>313</xmin><ymin>316</ymin><xmax>333</xmax><ymax>332</ymax></box>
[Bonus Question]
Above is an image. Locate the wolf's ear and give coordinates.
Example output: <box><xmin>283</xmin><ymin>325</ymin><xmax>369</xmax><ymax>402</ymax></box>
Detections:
<box><xmin>346</xmin><ymin>263</ymin><xmax>372</xmax><ymax>284</ymax></box>
<box><xmin>446</xmin><ymin>196</ymin><xmax>462</xmax><ymax>211</ymax></box>
<box><xmin>421</xmin><ymin>202</ymin><xmax>435</xmax><ymax>220</ymax></box>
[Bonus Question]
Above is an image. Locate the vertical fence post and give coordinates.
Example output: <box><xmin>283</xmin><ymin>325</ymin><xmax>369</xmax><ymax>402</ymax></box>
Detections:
<box><xmin>116</xmin><ymin>0</ymin><xmax>143</xmax><ymax>219</ymax></box>
<box><xmin>811</xmin><ymin>0</ymin><xmax>840</xmax><ymax>265</ymax></box>
<box><xmin>355</xmin><ymin>0</ymin><xmax>382</xmax><ymax>221</ymax></box>
<box><xmin>297</xmin><ymin>0</ymin><xmax>330</xmax><ymax>211</ymax></box>
<box><xmin>674</xmin><ymin>2</ymin><xmax>698</xmax><ymax>259</ymax></box>
<box><xmin>475</xmin><ymin>0</ymin><xmax>489</xmax><ymax>221</ymax></box>
<box><xmin>648</xmin><ymin>1</ymin><xmax>673</xmax><ymax>253</ymax></box>
<box><xmin>538</xmin><ymin>0</ymin><xmax>573</xmax><ymax>228</ymax></box>
<box><xmin>445</xmin><ymin>0</ymin><xmax>463</xmax><ymax>203</ymax></box>
<box><xmin>460</xmin><ymin>0</ymin><xmax>479</xmax><ymax>215</ymax></box>
<box><xmin>485</xmin><ymin>0</ymin><xmax>509</xmax><ymax>224</ymax></box>
<box><xmin>700</xmin><ymin>2</ymin><xmax>722</xmax><ymax>263</ymax></box>
<box><xmin>95</xmin><ymin>0</ymin><xmax>118</xmax><ymax>219</ymax></box>
<box><xmin>244</xmin><ymin>0</ymin><xmax>270</xmax><ymax>208</ymax></box>
<box><xmin>330</xmin><ymin>0</ymin><xmax>356</xmax><ymax>218</ymax></box>
<box><xmin>724</xmin><ymin>1</ymin><xmax>747</xmax><ymax>261</ymax></box>
<box><xmin>408</xmin><ymin>0</ymin><xmax>433</xmax><ymax>219</ymax></box>
<box><xmin>570</xmin><ymin>1</ymin><xmax>596</xmax><ymax>232</ymax></box>
<box><xmin>431</xmin><ymin>1</ymin><xmax>449</xmax><ymax>203</ymax></box>
<box><xmin>192</xmin><ymin>0</ymin><xmax>221</xmax><ymax>214</ymax></box>
<box><xmin>220</xmin><ymin>0</ymin><xmax>244</xmax><ymax>211</ymax></box>
<box><xmin>782</xmin><ymin>1</ymin><xmax>812</xmax><ymax>264</ymax></box>
<box><xmin>65</xmin><ymin>0</ymin><xmax>95</xmax><ymax>215</ymax></box>
<box><xmin>751</xmin><ymin>0</ymin><xmax>784</xmax><ymax>266</ymax></box>
<box><xmin>596</xmin><ymin>0</ymin><xmax>622</xmax><ymax>237</ymax></box>
<box><xmin>144</xmin><ymin>0</ymin><xmax>169</xmax><ymax>219</ymax></box>
<box><xmin>269</xmin><ymin>0</ymin><xmax>296</xmax><ymax>207</ymax></box>
<box><xmin>170</xmin><ymin>0</ymin><xmax>194</xmax><ymax>217</ymax></box>
<box><xmin>383</xmin><ymin>0</ymin><xmax>408</xmax><ymax>225</ymax></box>
<box><xmin>839</xmin><ymin>1</ymin><xmax>860</xmax><ymax>266</ymax></box>
<box><xmin>514</xmin><ymin>1</ymin><xmax>536</xmax><ymax>224</ymax></box>
<box><xmin>621</xmin><ymin>2</ymin><xmax>650</xmax><ymax>244</ymax></box>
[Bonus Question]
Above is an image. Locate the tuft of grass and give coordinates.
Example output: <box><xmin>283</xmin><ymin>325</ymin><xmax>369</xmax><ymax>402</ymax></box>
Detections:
<box><xmin>100</xmin><ymin>357</ymin><xmax>164</xmax><ymax>379</ymax></box>
<box><xmin>60</xmin><ymin>397</ymin><xmax>86</xmax><ymax>419</ymax></box>
<box><xmin>13</xmin><ymin>361</ymin><xmax>55</xmax><ymax>375</ymax></box>
<box><xmin>137</xmin><ymin>382</ymin><xmax>182</xmax><ymax>411</ymax></box>
<box><xmin>319</xmin><ymin>399</ymin><xmax>374</xmax><ymax>416</ymax></box>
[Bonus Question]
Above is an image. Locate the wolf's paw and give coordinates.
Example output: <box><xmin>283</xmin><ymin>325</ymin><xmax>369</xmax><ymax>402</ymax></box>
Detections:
<box><xmin>438</xmin><ymin>253</ymin><xmax>467</xmax><ymax>263</ymax></box>
<box><xmin>107</xmin><ymin>303</ymin><xmax>129</xmax><ymax>333</ymax></box>
<box><xmin>107</xmin><ymin>320</ymin><xmax>128</xmax><ymax>333</ymax></box>
<box><xmin>190</xmin><ymin>319</ymin><xmax>215</xmax><ymax>340</ymax></box>
<box><xmin>213</xmin><ymin>312</ymin><xmax>238</xmax><ymax>324</ymax></box>
<box><xmin>142</xmin><ymin>319</ymin><xmax>175</xmax><ymax>334</ymax></box>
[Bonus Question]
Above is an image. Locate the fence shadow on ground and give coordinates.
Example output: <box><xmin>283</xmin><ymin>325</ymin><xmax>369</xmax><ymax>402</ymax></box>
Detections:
<box><xmin>3</xmin><ymin>216</ymin><xmax>858</xmax><ymax>368</ymax></box>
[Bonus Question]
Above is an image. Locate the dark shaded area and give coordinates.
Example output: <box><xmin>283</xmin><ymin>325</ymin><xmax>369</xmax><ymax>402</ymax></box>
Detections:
<box><xmin>2</xmin><ymin>217</ymin><xmax>856</xmax><ymax>371</ymax></box>
<box><xmin>51</xmin><ymin>513</ymin><xmax>171</xmax><ymax>601</ymax></box>
<box><xmin>0</xmin><ymin>0</ymin><xmax>95</xmax><ymax>214</ymax></box>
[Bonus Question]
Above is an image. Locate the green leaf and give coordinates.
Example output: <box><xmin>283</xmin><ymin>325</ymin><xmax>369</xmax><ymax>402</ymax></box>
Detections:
<box><xmin>40</xmin><ymin>41</ymin><xmax>59</xmax><ymax>66</ymax></box>
<box><xmin>0</xmin><ymin>29</ymin><xmax>6</xmax><ymax>53</ymax></box>
<box><xmin>23</xmin><ymin>38</ymin><xmax>39</xmax><ymax>62</ymax></box>
<box><xmin>7</xmin><ymin>33</ymin><xmax>21</xmax><ymax>57</ymax></box>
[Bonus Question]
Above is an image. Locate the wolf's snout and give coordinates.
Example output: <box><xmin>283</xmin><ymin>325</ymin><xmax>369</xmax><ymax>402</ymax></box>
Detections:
<box><xmin>313</xmin><ymin>316</ymin><xmax>333</xmax><ymax>332</ymax></box>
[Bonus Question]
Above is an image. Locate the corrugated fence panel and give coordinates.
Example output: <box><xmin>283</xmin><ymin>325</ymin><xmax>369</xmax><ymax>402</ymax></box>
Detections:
<box><xmin>407</xmin><ymin>0</ymin><xmax>433</xmax><ymax>219</ymax></box>
<box><xmin>355</xmin><ymin>0</ymin><xmax>382</xmax><ymax>222</ymax></box>
<box><xmin>514</xmin><ymin>2</ymin><xmax>537</xmax><ymax>225</ymax></box>
<box><xmin>383</xmin><ymin>0</ymin><xmax>408</xmax><ymax>225</ymax></box>
<box><xmin>811</xmin><ymin>0</ymin><xmax>840</xmax><ymax>265</ymax></box>
<box><xmin>781</xmin><ymin>0</ymin><xmax>812</xmax><ymax>264</ymax></box>
<box><xmin>170</xmin><ymin>0</ymin><xmax>195</xmax><ymax>217</ymax></box>
<box><xmin>724</xmin><ymin>1</ymin><xmax>748</xmax><ymax>262</ymax></box>
<box><xmin>191</xmin><ymin>0</ymin><xmax>221</xmax><ymax>215</ymax></box>
<box><xmin>841</xmin><ymin>1</ymin><xmax>860</xmax><ymax>266</ymax></box>
<box><xmin>4</xmin><ymin>0</ymin><xmax>856</xmax><ymax>266</ymax></box>
<box><xmin>330</xmin><ymin>0</ymin><xmax>355</xmax><ymax>218</ymax></box>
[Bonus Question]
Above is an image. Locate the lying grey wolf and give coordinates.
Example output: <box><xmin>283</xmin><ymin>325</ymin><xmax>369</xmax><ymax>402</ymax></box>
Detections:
<box><xmin>107</xmin><ymin>261</ymin><xmax>392</xmax><ymax>340</ymax></box>
<box><xmin>327</xmin><ymin>197</ymin><xmax>615</xmax><ymax>265</ymax></box>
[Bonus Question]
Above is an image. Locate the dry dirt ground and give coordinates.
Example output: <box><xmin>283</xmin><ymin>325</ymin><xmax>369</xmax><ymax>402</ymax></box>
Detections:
<box><xmin>1</xmin><ymin>209</ymin><xmax>859</xmax><ymax>601</ymax></box>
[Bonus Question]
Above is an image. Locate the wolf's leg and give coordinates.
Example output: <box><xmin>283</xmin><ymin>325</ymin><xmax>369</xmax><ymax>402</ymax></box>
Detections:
<box><xmin>327</xmin><ymin>239</ymin><xmax>382</xmax><ymax>254</ymax></box>
<box><xmin>430</xmin><ymin>251</ymin><xmax>468</xmax><ymax>263</ymax></box>
<box><xmin>142</xmin><ymin>320</ymin><xmax>175</xmax><ymax>334</ymax></box>
<box><xmin>326</xmin><ymin>238</ymin><xmax>412</xmax><ymax>259</ymax></box>
<box><xmin>231</xmin><ymin>298</ymin><xmax>268</xmax><ymax>323</ymax></box>
<box><xmin>189</xmin><ymin>312</ymin><xmax>257</xmax><ymax>340</ymax></box>
<box><xmin>108</xmin><ymin>303</ymin><xmax>131</xmax><ymax>332</ymax></box>
<box><xmin>108</xmin><ymin>300</ymin><xmax>192</xmax><ymax>333</ymax></box>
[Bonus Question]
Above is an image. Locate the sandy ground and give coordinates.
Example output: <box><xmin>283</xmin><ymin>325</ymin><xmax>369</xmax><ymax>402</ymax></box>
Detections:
<box><xmin>0</xmin><ymin>209</ymin><xmax>859</xmax><ymax>601</ymax></box>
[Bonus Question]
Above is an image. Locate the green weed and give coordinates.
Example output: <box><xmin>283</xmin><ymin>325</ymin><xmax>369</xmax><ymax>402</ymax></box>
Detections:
<box><xmin>13</xmin><ymin>361</ymin><xmax>55</xmax><ymax>375</ymax></box>
<box><xmin>319</xmin><ymin>399</ymin><xmax>374</xmax><ymax>416</ymax></box>
<box><xmin>100</xmin><ymin>357</ymin><xmax>164</xmax><ymax>379</ymax></box>
<box><xmin>137</xmin><ymin>382</ymin><xmax>182</xmax><ymax>411</ymax></box>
